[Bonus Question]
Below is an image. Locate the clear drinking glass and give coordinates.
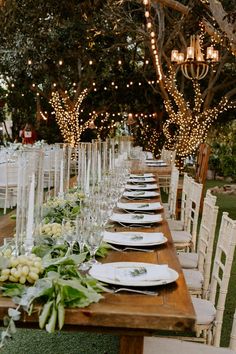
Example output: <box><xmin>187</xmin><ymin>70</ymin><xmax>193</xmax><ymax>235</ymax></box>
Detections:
<box><xmin>84</xmin><ymin>223</ymin><xmax>103</xmax><ymax>267</ymax></box>
<box><xmin>62</xmin><ymin>218</ymin><xmax>78</xmax><ymax>254</ymax></box>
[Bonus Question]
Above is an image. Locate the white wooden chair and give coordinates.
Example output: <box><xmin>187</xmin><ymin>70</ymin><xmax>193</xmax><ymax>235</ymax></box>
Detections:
<box><xmin>167</xmin><ymin>173</ymin><xmax>193</xmax><ymax>231</ymax></box>
<box><xmin>144</xmin><ymin>309</ymin><xmax>236</xmax><ymax>354</ymax></box>
<box><xmin>179</xmin><ymin>191</ymin><xmax>219</xmax><ymax>297</ymax></box>
<box><xmin>171</xmin><ymin>179</ymin><xmax>203</xmax><ymax>251</ymax></box>
<box><xmin>161</xmin><ymin>148</ymin><xmax>176</xmax><ymax>166</ymax></box>
<box><xmin>163</xmin><ymin>165</ymin><xmax>179</xmax><ymax>219</ymax></box>
<box><xmin>144</xmin><ymin>213</ymin><xmax>236</xmax><ymax>351</ymax></box>
<box><xmin>0</xmin><ymin>155</ymin><xmax>18</xmax><ymax>213</ymax></box>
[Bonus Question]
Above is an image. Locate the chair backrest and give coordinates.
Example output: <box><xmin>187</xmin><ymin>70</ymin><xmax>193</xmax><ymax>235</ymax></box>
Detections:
<box><xmin>167</xmin><ymin>165</ymin><xmax>179</xmax><ymax>218</ymax></box>
<box><xmin>185</xmin><ymin>180</ymin><xmax>203</xmax><ymax>251</ymax></box>
<box><xmin>161</xmin><ymin>148</ymin><xmax>176</xmax><ymax>166</ymax></box>
<box><xmin>179</xmin><ymin>173</ymin><xmax>193</xmax><ymax>227</ymax></box>
<box><xmin>209</xmin><ymin>212</ymin><xmax>236</xmax><ymax>347</ymax></box>
<box><xmin>197</xmin><ymin>190</ymin><xmax>219</xmax><ymax>298</ymax></box>
<box><xmin>230</xmin><ymin>310</ymin><xmax>236</xmax><ymax>350</ymax></box>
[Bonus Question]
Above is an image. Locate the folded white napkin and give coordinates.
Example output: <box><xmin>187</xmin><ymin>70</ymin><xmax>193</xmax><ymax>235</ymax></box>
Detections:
<box><xmin>104</xmin><ymin>264</ymin><xmax>170</xmax><ymax>282</ymax></box>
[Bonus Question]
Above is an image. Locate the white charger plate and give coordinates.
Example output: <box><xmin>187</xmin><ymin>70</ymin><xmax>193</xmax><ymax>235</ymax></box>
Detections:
<box><xmin>125</xmin><ymin>183</ymin><xmax>158</xmax><ymax>190</ymax></box>
<box><xmin>117</xmin><ymin>201</ymin><xmax>163</xmax><ymax>211</ymax></box>
<box><xmin>123</xmin><ymin>191</ymin><xmax>159</xmax><ymax>198</ymax></box>
<box><xmin>110</xmin><ymin>213</ymin><xmax>162</xmax><ymax>224</ymax></box>
<box><xmin>128</xmin><ymin>177</ymin><xmax>156</xmax><ymax>183</ymax></box>
<box><xmin>103</xmin><ymin>231</ymin><xmax>167</xmax><ymax>246</ymax></box>
<box><xmin>89</xmin><ymin>262</ymin><xmax>179</xmax><ymax>287</ymax></box>
<box><xmin>146</xmin><ymin>162</ymin><xmax>167</xmax><ymax>167</ymax></box>
<box><xmin>130</xmin><ymin>173</ymin><xmax>155</xmax><ymax>178</ymax></box>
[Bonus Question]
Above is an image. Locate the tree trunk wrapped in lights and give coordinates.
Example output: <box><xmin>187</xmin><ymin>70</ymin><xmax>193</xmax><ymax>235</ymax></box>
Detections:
<box><xmin>162</xmin><ymin>72</ymin><xmax>234</xmax><ymax>161</ymax></box>
<box><xmin>50</xmin><ymin>89</ymin><xmax>94</xmax><ymax>147</ymax></box>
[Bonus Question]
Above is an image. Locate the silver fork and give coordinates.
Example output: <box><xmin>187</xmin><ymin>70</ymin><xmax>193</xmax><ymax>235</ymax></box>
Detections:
<box><xmin>108</xmin><ymin>244</ymin><xmax>154</xmax><ymax>253</ymax></box>
<box><xmin>115</xmin><ymin>221</ymin><xmax>152</xmax><ymax>228</ymax></box>
<box><xmin>106</xmin><ymin>287</ymin><xmax>158</xmax><ymax>296</ymax></box>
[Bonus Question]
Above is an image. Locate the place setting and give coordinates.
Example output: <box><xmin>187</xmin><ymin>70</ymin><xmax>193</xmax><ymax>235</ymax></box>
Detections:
<box><xmin>145</xmin><ymin>160</ymin><xmax>168</xmax><ymax>167</ymax></box>
<box><xmin>116</xmin><ymin>201</ymin><xmax>163</xmax><ymax>212</ymax></box>
<box><xmin>109</xmin><ymin>212</ymin><xmax>163</xmax><ymax>228</ymax></box>
<box><xmin>122</xmin><ymin>190</ymin><xmax>160</xmax><ymax>199</ymax></box>
<box><xmin>125</xmin><ymin>182</ymin><xmax>159</xmax><ymax>190</ymax></box>
<box><xmin>89</xmin><ymin>262</ymin><xmax>179</xmax><ymax>291</ymax></box>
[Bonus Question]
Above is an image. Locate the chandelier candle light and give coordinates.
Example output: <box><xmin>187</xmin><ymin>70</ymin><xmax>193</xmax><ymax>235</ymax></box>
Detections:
<box><xmin>171</xmin><ymin>35</ymin><xmax>219</xmax><ymax>80</ymax></box>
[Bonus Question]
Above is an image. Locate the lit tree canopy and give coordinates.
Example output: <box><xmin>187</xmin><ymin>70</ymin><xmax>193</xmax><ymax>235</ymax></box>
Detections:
<box><xmin>0</xmin><ymin>0</ymin><xmax>235</xmax><ymax>153</ymax></box>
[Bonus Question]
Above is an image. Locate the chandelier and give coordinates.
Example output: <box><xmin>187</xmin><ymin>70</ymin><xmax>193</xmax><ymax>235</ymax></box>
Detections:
<box><xmin>171</xmin><ymin>35</ymin><xmax>219</xmax><ymax>80</ymax></box>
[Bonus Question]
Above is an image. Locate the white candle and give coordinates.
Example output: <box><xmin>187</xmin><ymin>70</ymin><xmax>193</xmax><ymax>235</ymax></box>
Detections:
<box><xmin>25</xmin><ymin>173</ymin><xmax>35</xmax><ymax>247</ymax></box>
<box><xmin>98</xmin><ymin>152</ymin><xmax>101</xmax><ymax>182</ymax></box>
<box><xmin>85</xmin><ymin>158</ymin><xmax>90</xmax><ymax>195</ymax></box>
<box><xmin>109</xmin><ymin>148</ymin><xmax>112</xmax><ymax>170</ymax></box>
<box><xmin>59</xmin><ymin>159</ymin><xmax>64</xmax><ymax>195</ymax></box>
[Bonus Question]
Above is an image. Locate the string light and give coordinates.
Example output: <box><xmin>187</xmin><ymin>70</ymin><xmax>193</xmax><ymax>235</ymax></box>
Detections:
<box><xmin>50</xmin><ymin>88</ymin><xmax>89</xmax><ymax>146</ymax></box>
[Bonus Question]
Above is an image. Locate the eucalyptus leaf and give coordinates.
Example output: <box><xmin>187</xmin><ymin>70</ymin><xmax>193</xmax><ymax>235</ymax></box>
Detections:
<box><xmin>8</xmin><ymin>308</ymin><xmax>21</xmax><ymax>321</ymax></box>
<box><xmin>9</xmin><ymin>318</ymin><xmax>17</xmax><ymax>334</ymax></box>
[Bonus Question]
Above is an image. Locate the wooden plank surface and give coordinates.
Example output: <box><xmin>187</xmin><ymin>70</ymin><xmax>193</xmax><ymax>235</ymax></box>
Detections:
<box><xmin>0</xmin><ymin>164</ymin><xmax>196</xmax><ymax>354</ymax></box>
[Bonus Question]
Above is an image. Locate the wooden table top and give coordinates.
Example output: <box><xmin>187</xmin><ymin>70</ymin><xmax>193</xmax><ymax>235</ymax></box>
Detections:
<box><xmin>0</xmin><ymin>165</ymin><xmax>195</xmax><ymax>353</ymax></box>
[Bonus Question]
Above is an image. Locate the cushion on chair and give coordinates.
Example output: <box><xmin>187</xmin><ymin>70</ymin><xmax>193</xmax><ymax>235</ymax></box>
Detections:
<box><xmin>143</xmin><ymin>336</ymin><xmax>235</xmax><ymax>354</ymax></box>
<box><xmin>178</xmin><ymin>252</ymin><xmax>198</xmax><ymax>268</ymax></box>
<box><xmin>191</xmin><ymin>297</ymin><xmax>216</xmax><ymax>325</ymax></box>
<box><xmin>168</xmin><ymin>219</ymin><xmax>184</xmax><ymax>230</ymax></box>
<box><xmin>171</xmin><ymin>230</ymin><xmax>192</xmax><ymax>243</ymax></box>
<box><xmin>183</xmin><ymin>269</ymin><xmax>203</xmax><ymax>291</ymax></box>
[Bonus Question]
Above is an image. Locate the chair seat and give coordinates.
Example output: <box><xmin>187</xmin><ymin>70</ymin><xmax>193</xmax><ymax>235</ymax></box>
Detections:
<box><xmin>168</xmin><ymin>219</ymin><xmax>184</xmax><ymax>230</ymax></box>
<box><xmin>144</xmin><ymin>336</ymin><xmax>235</xmax><ymax>354</ymax></box>
<box><xmin>172</xmin><ymin>230</ymin><xmax>192</xmax><ymax>243</ymax></box>
<box><xmin>178</xmin><ymin>252</ymin><xmax>198</xmax><ymax>268</ymax></box>
<box><xmin>183</xmin><ymin>269</ymin><xmax>203</xmax><ymax>291</ymax></box>
<box><xmin>192</xmin><ymin>297</ymin><xmax>216</xmax><ymax>325</ymax></box>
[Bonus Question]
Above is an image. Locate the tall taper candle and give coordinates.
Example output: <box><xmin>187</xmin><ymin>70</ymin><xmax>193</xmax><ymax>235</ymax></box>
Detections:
<box><xmin>25</xmin><ymin>173</ymin><xmax>35</xmax><ymax>247</ymax></box>
<box><xmin>85</xmin><ymin>158</ymin><xmax>90</xmax><ymax>195</ymax></box>
<box><xmin>59</xmin><ymin>159</ymin><xmax>64</xmax><ymax>195</ymax></box>
<box><xmin>98</xmin><ymin>152</ymin><xmax>101</xmax><ymax>182</ymax></box>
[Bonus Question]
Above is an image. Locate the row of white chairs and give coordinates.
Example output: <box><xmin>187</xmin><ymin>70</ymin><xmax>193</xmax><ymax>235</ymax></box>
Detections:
<box><xmin>158</xmin><ymin>168</ymin><xmax>236</xmax><ymax>350</ymax></box>
<box><xmin>144</xmin><ymin>210</ymin><xmax>236</xmax><ymax>352</ymax></box>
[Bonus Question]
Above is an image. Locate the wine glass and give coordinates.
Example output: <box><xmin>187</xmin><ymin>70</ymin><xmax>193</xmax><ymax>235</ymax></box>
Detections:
<box><xmin>84</xmin><ymin>223</ymin><xmax>103</xmax><ymax>268</ymax></box>
<box><xmin>62</xmin><ymin>218</ymin><xmax>78</xmax><ymax>255</ymax></box>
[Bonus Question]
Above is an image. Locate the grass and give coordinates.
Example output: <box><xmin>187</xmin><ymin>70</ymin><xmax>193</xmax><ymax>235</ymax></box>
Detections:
<box><xmin>0</xmin><ymin>329</ymin><xmax>119</xmax><ymax>354</ymax></box>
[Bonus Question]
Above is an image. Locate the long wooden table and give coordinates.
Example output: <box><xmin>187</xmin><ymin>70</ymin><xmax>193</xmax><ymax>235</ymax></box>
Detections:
<box><xmin>0</xmin><ymin>165</ymin><xmax>195</xmax><ymax>354</ymax></box>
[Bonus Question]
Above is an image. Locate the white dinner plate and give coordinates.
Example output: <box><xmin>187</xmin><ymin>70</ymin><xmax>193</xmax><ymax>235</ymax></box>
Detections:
<box><xmin>128</xmin><ymin>177</ymin><xmax>156</xmax><ymax>183</ymax></box>
<box><xmin>110</xmin><ymin>213</ymin><xmax>162</xmax><ymax>224</ymax></box>
<box><xmin>125</xmin><ymin>183</ymin><xmax>158</xmax><ymax>190</ymax></box>
<box><xmin>130</xmin><ymin>173</ymin><xmax>155</xmax><ymax>178</ymax></box>
<box><xmin>117</xmin><ymin>201</ymin><xmax>163</xmax><ymax>211</ymax></box>
<box><xmin>123</xmin><ymin>191</ymin><xmax>159</xmax><ymax>198</ymax></box>
<box><xmin>89</xmin><ymin>262</ymin><xmax>179</xmax><ymax>287</ymax></box>
<box><xmin>146</xmin><ymin>162</ymin><xmax>167</xmax><ymax>167</ymax></box>
<box><xmin>103</xmin><ymin>231</ymin><xmax>167</xmax><ymax>246</ymax></box>
<box><xmin>146</xmin><ymin>159</ymin><xmax>165</xmax><ymax>164</ymax></box>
